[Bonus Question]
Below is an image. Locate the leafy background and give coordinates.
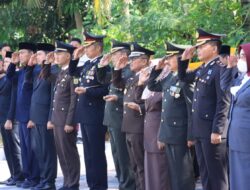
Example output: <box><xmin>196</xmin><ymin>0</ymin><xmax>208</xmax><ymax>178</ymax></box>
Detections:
<box><xmin>0</xmin><ymin>0</ymin><xmax>249</xmax><ymax>57</ymax></box>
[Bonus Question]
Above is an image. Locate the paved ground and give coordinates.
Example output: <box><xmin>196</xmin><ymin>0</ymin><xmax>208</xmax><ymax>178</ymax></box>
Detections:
<box><xmin>0</xmin><ymin>142</ymin><xmax>203</xmax><ymax>190</ymax></box>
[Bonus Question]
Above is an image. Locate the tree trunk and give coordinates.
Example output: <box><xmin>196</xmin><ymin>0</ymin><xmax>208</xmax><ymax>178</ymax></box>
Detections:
<box><xmin>241</xmin><ymin>0</ymin><xmax>250</xmax><ymax>30</ymax></box>
<box><xmin>74</xmin><ymin>11</ymin><xmax>83</xmax><ymax>30</ymax></box>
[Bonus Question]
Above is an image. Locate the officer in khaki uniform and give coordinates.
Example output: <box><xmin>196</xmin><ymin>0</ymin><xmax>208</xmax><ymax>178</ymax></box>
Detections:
<box><xmin>178</xmin><ymin>29</ymin><xmax>230</xmax><ymax>190</ymax></box>
<box><xmin>113</xmin><ymin>42</ymin><xmax>155</xmax><ymax>190</ymax></box>
<box><xmin>96</xmin><ymin>40</ymin><xmax>136</xmax><ymax>190</ymax></box>
<box><xmin>51</xmin><ymin>41</ymin><xmax>80</xmax><ymax>190</ymax></box>
<box><xmin>148</xmin><ymin>42</ymin><xmax>195</xmax><ymax>190</ymax></box>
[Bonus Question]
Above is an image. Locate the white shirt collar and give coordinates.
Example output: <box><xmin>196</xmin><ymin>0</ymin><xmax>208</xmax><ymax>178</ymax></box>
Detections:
<box><xmin>61</xmin><ymin>65</ymin><xmax>69</xmax><ymax>70</ymax></box>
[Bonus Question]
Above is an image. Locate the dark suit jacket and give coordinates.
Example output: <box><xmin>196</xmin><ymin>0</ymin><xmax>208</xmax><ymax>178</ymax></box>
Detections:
<box><xmin>6</xmin><ymin>63</ymin><xmax>40</xmax><ymax>123</ymax></box>
<box><xmin>113</xmin><ymin>70</ymin><xmax>145</xmax><ymax>134</ymax></box>
<box><xmin>26</xmin><ymin>64</ymin><xmax>60</xmax><ymax>125</ymax></box>
<box><xmin>148</xmin><ymin>69</ymin><xmax>194</xmax><ymax>144</ymax></box>
<box><xmin>51</xmin><ymin>67</ymin><xmax>77</xmax><ymax>127</ymax></box>
<box><xmin>178</xmin><ymin>57</ymin><xmax>230</xmax><ymax>139</ymax></box>
<box><xmin>0</xmin><ymin>75</ymin><xmax>17</xmax><ymax>123</ymax></box>
<box><xmin>69</xmin><ymin>57</ymin><xmax>109</xmax><ymax>125</ymax></box>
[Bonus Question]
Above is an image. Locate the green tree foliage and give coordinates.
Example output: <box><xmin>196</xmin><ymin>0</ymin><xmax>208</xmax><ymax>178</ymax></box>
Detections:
<box><xmin>0</xmin><ymin>0</ymin><xmax>249</xmax><ymax>56</ymax></box>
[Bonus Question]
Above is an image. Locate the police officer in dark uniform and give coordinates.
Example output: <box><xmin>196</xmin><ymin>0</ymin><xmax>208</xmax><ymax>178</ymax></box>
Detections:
<box><xmin>113</xmin><ymin>43</ymin><xmax>155</xmax><ymax>190</ymax></box>
<box><xmin>96</xmin><ymin>40</ymin><xmax>136</xmax><ymax>190</ymax></box>
<box><xmin>0</xmin><ymin>51</ymin><xmax>23</xmax><ymax>186</ymax></box>
<box><xmin>50</xmin><ymin>41</ymin><xmax>80</xmax><ymax>190</ymax></box>
<box><xmin>178</xmin><ymin>29</ymin><xmax>230</xmax><ymax>190</ymax></box>
<box><xmin>69</xmin><ymin>32</ymin><xmax>109</xmax><ymax>190</ymax></box>
<box><xmin>25</xmin><ymin>43</ymin><xmax>58</xmax><ymax>190</ymax></box>
<box><xmin>148</xmin><ymin>42</ymin><xmax>195</xmax><ymax>190</ymax></box>
<box><xmin>7</xmin><ymin>42</ymin><xmax>40</xmax><ymax>188</ymax></box>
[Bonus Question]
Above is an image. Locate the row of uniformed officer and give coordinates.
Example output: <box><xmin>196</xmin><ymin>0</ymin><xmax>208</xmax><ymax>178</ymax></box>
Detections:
<box><xmin>96</xmin><ymin>40</ymin><xmax>136</xmax><ymax>190</ymax></box>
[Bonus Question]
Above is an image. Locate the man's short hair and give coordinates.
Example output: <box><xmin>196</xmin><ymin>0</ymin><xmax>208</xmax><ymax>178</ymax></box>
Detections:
<box><xmin>207</xmin><ymin>41</ymin><xmax>222</xmax><ymax>53</ymax></box>
<box><xmin>71</xmin><ymin>38</ymin><xmax>82</xmax><ymax>44</ymax></box>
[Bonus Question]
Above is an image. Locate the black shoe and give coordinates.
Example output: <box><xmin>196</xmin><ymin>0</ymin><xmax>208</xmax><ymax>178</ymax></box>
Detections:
<box><xmin>0</xmin><ymin>177</ymin><xmax>12</xmax><ymax>184</ymax></box>
<box><xmin>39</xmin><ymin>183</ymin><xmax>56</xmax><ymax>190</ymax></box>
<box><xmin>58</xmin><ymin>187</ymin><xmax>67</xmax><ymax>190</ymax></box>
<box><xmin>21</xmin><ymin>180</ymin><xmax>38</xmax><ymax>189</ymax></box>
<box><xmin>5</xmin><ymin>178</ymin><xmax>17</xmax><ymax>186</ymax></box>
<box><xmin>30</xmin><ymin>181</ymin><xmax>46</xmax><ymax>190</ymax></box>
<box><xmin>16</xmin><ymin>180</ymin><xmax>25</xmax><ymax>187</ymax></box>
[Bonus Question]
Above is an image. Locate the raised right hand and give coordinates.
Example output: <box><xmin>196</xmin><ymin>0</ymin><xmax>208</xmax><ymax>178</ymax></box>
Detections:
<box><xmin>73</xmin><ymin>46</ymin><xmax>85</xmax><ymax>60</ymax></box>
<box><xmin>28</xmin><ymin>54</ymin><xmax>37</xmax><ymax>66</ymax></box>
<box><xmin>45</xmin><ymin>52</ymin><xmax>55</xmax><ymax>64</ymax></box>
<box><xmin>181</xmin><ymin>46</ymin><xmax>196</xmax><ymax>61</ymax></box>
<box><xmin>155</xmin><ymin>57</ymin><xmax>168</xmax><ymax>70</ymax></box>
<box><xmin>11</xmin><ymin>52</ymin><xmax>19</xmax><ymax>64</ymax></box>
<box><xmin>227</xmin><ymin>55</ymin><xmax>238</xmax><ymax>68</ymax></box>
<box><xmin>99</xmin><ymin>53</ymin><xmax>112</xmax><ymax>67</ymax></box>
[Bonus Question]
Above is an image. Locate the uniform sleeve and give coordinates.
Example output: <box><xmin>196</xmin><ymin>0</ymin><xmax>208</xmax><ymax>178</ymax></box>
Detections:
<box><xmin>147</xmin><ymin>67</ymin><xmax>163</xmax><ymax>92</ymax></box>
<box><xmin>212</xmin><ymin>68</ymin><xmax>231</xmax><ymax>134</ymax></box>
<box><xmin>112</xmin><ymin>69</ymin><xmax>126</xmax><ymax>89</ymax></box>
<box><xmin>68</xmin><ymin>59</ymin><xmax>81</xmax><ymax>77</ymax></box>
<box><xmin>6</xmin><ymin>63</ymin><xmax>17</xmax><ymax>80</ymax></box>
<box><xmin>7</xmin><ymin>76</ymin><xmax>18</xmax><ymax>121</ymax></box>
<box><xmin>220</xmin><ymin>67</ymin><xmax>236</xmax><ymax>92</ymax></box>
<box><xmin>65</xmin><ymin>77</ymin><xmax>77</xmax><ymax>126</ymax></box>
<box><xmin>182</xmin><ymin>82</ymin><xmax>195</xmax><ymax>141</ymax></box>
<box><xmin>85</xmin><ymin>84</ymin><xmax>109</xmax><ymax>98</ymax></box>
<box><xmin>96</xmin><ymin>65</ymin><xmax>112</xmax><ymax>84</ymax></box>
<box><xmin>134</xmin><ymin>84</ymin><xmax>146</xmax><ymax>115</ymax></box>
<box><xmin>178</xmin><ymin>58</ymin><xmax>197</xmax><ymax>83</ymax></box>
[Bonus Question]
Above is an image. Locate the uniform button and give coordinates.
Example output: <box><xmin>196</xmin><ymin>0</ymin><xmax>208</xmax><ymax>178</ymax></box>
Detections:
<box><xmin>144</xmin><ymin>120</ymin><xmax>146</xmax><ymax>123</ymax></box>
<box><xmin>124</xmin><ymin>111</ymin><xmax>127</xmax><ymax>114</ymax></box>
<box><xmin>162</xmin><ymin>109</ymin><xmax>164</xmax><ymax>112</ymax></box>
<box><xmin>167</xmin><ymin>89</ymin><xmax>169</xmax><ymax>92</ymax></box>
<box><xmin>164</xmin><ymin>99</ymin><xmax>167</xmax><ymax>102</ymax></box>
<box><xmin>192</xmin><ymin>109</ymin><xmax>194</xmax><ymax>113</ymax></box>
<box><xmin>194</xmin><ymin>99</ymin><xmax>197</xmax><ymax>102</ymax></box>
<box><xmin>116</xmin><ymin>108</ymin><xmax>119</xmax><ymax>111</ymax></box>
<box><xmin>173</xmin><ymin>122</ymin><xmax>177</xmax><ymax>125</ymax></box>
<box><xmin>52</xmin><ymin>108</ymin><xmax>55</xmax><ymax>111</ymax></box>
<box><xmin>161</xmin><ymin>119</ymin><xmax>164</xmax><ymax>123</ymax></box>
<box><xmin>205</xmin><ymin>114</ymin><xmax>208</xmax><ymax>118</ymax></box>
<box><xmin>196</xmin><ymin>88</ymin><xmax>199</xmax><ymax>91</ymax></box>
<box><xmin>128</xmin><ymin>94</ymin><xmax>131</xmax><ymax>97</ymax></box>
<box><xmin>89</xmin><ymin>103</ymin><xmax>92</xmax><ymax>106</ymax></box>
<box><xmin>53</xmin><ymin>99</ymin><xmax>55</xmax><ymax>102</ymax></box>
<box><xmin>77</xmin><ymin>98</ymin><xmax>80</xmax><ymax>102</ymax></box>
<box><xmin>61</xmin><ymin>108</ymin><xmax>64</xmax><ymax>111</ymax></box>
<box><xmin>110</xmin><ymin>90</ymin><xmax>112</xmax><ymax>92</ymax></box>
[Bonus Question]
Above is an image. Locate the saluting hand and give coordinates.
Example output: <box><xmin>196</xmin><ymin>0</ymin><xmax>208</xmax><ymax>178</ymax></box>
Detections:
<box><xmin>11</xmin><ymin>52</ymin><xmax>19</xmax><ymax>64</ymax></box>
<box><xmin>75</xmin><ymin>87</ymin><xmax>86</xmax><ymax>94</ymax></box>
<box><xmin>27</xmin><ymin>120</ymin><xmax>35</xmax><ymax>128</ymax></box>
<box><xmin>114</xmin><ymin>56</ymin><xmax>128</xmax><ymax>70</ymax></box>
<box><xmin>157</xmin><ymin>141</ymin><xmax>165</xmax><ymax>150</ymax></box>
<box><xmin>181</xmin><ymin>46</ymin><xmax>196</xmax><ymax>61</ymax></box>
<box><xmin>64</xmin><ymin>125</ymin><xmax>74</xmax><ymax>133</ymax></box>
<box><xmin>47</xmin><ymin>121</ymin><xmax>55</xmax><ymax>130</ymax></box>
<box><xmin>28</xmin><ymin>54</ymin><xmax>37</xmax><ymax>66</ymax></box>
<box><xmin>155</xmin><ymin>57</ymin><xmax>168</xmax><ymax>70</ymax></box>
<box><xmin>227</xmin><ymin>55</ymin><xmax>238</xmax><ymax>68</ymax></box>
<box><xmin>4</xmin><ymin>120</ymin><xmax>13</xmax><ymax>130</ymax></box>
<box><xmin>45</xmin><ymin>52</ymin><xmax>55</xmax><ymax>64</ymax></box>
<box><xmin>138</xmin><ymin>67</ymin><xmax>150</xmax><ymax>86</ymax></box>
<box><xmin>99</xmin><ymin>53</ymin><xmax>112</xmax><ymax>67</ymax></box>
<box><xmin>211</xmin><ymin>133</ymin><xmax>222</xmax><ymax>144</ymax></box>
<box><xmin>103</xmin><ymin>94</ymin><xmax>118</xmax><ymax>102</ymax></box>
<box><xmin>73</xmin><ymin>46</ymin><xmax>85</xmax><ymax>60</ymax></box>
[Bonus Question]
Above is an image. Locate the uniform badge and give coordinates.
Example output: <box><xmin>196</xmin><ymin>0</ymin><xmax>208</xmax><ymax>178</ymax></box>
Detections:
<box><xmin>206</xmin><ymin>76</ymin><xmax>210</xmax><ymax>80</ymax></box>
<box><xmin>73</xmin><ymin>78</ymin><xmax>79</xmax><ymax>85</ymax></box>
<box><xmin>170</xmin><ymin>86</ymin><xmax>181</xmax><ymax>98</ymax></box>
<box><xmin>87</xmin><ymin>79</ymin><xmax>90</xmax><ymax>83</ymax></box>
<box><xmin>208</xmin><ymin>69</ymin><xmax>212</xmax><ymax>75</ymax></box>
